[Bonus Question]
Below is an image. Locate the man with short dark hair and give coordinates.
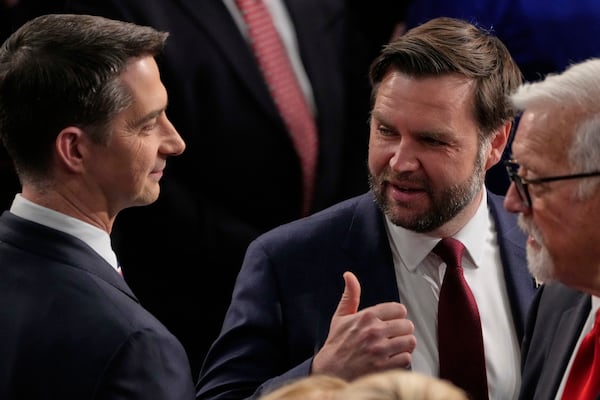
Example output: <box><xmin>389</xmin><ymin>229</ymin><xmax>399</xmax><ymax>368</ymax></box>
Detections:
<box><xmin>0</xmin><ymin>14</ymin><xmax>194</xmax><ymax>399</ymax></box>
<box><xmin>197</xmin><ymin>17</ymin><xmax>537</xmax><ymax>400</ymax></box>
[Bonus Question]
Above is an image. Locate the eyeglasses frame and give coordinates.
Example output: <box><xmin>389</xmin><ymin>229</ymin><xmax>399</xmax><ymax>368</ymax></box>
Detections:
<box><xmin>504</xmin><ymin>159</ymin><xmax>600</xmax><ymax>208</ymax></box>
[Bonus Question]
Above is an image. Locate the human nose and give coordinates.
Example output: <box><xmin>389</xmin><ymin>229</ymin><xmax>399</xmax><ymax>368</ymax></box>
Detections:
<box><xmin>388</xmin><ymin>140</ymin><xmax>419</xmax><ymax>172</ymax></box>
<box><xmin>161</xmin><ymin>117</ymin><xmax>185</xmax><ymax>156</ymax></box>
<box><xmin>504</xmin><ymin>182</ymin><xmax>528</xmax><ymax>214</ymax></box>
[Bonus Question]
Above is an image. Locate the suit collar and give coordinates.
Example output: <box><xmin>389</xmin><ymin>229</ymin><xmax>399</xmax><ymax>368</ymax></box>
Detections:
<box><xmin>340</xmin><ymin>191</ymin><xmax>536</xmax><ymax>336</ymax></box>
<box><xmin>0</xmin><ymin>211</ymin><xmax>138</xmax><ymax>301</ymax></box>
<box><xmin>10</xmin><ymin>194</ymin><xmax>119</xmax><ymax>273</ymax></box>
<box><xmin>174</xmin><ymin>0</ymin><xmax>291</xmax><ymax>125</ymax></box>
<box><xmin>385</xmin><ymin>189</ymin><xmax>492</xmax><ymax>272</ymax></box>
<box><xmin>342</xmin><ymin>193</ymin><xmax>400</xmax><ymax>305</ymax></box>
<box><xmin>175</xmin><ymin>0</ymin><xmax>345</xmax><ymax>130</ymax></box>
<box><xmin>488</xmin><ymin>190</ymin><xmax>538</xmax><ymax>339</ymax></box>
<box><xmin>541</xmin><ymin>288</ymin><xmax>591</xmax><ymax>399</ymax></box>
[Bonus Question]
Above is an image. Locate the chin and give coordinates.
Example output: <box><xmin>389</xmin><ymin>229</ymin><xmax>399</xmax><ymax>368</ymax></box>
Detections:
<box><xmin>526</xmin><ymin>243</ymin><xmax>556</xmax><ymax>284</ymax></box>
<box><xmin>134</xmin><ymin>190</ymin><xmax>160</xmax><ymax>207</ymax></box>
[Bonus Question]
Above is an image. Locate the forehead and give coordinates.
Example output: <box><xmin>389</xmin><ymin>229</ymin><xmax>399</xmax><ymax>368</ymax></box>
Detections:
<box><xmin>373</xmin><ymin>71</ymin><xmax>477</xmax><ymax>128</ymax></box>
<box><xmin>116</xmin><ymin>56</ymin><xmax>166</xmax><ymax>124</ymax></box>
<box><xmin>377</xmin><ymin>70</ymin><xmax>475</xmax><ymax>105</ymax></box>
<box><xmin>120</xmin><ymin>56</ymin><xmax>163</xmax><ymax>100</ymax></box>
<box><xmin>512</xmin><ymin>104</ymin><xmax>578</xmax><ymax>165</ymax></box>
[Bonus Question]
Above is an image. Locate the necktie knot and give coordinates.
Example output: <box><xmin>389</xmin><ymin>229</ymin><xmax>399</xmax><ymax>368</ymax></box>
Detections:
<box><xmin>433</xmin><ymin>237</ymin><xmax>465</xmax><ymax>270</ymax></box>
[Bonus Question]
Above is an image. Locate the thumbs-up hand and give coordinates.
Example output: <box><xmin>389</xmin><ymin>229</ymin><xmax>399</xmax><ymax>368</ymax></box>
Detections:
<box><xmin>311</xmin><ymin>271</ymin><xmax>416</xmax><ymax>380</ymax></box>
<box><xmin>334</xmin><ymin>270</ymin><xmax>362</xmax><ymax>317</ymax></box>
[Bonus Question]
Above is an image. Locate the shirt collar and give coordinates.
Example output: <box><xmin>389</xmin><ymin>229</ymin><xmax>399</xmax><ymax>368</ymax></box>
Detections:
<box><xmin>386</xmin><ymin>189</ymin><xmax>490</xmax><ymax>272</ymax></box>
<box><xmin>592</xmin><ymin>296</ymin><xmax>600</xmax><ymax>314</ymax></box>
<box><xmin>9</xmin><ymin>194</ymin><xmax>119</xmax><ymax>271</ymax></box>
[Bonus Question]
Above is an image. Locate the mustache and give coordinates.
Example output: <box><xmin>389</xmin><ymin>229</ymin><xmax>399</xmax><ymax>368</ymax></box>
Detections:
<box><xmin>381</xmin><ymin>171</ymin><xmax>429</xmax><ymax>186</ymax></box>
<box><xmin>517</xmin><ymin>215</ymin><xmax>544</xmax><ymax>244</ymax></box>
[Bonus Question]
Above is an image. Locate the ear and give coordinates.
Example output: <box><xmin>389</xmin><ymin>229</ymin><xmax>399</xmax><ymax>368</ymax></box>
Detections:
<box><xmin>484</xmin><ymin>121</ymin><xmax>511</xmax><ymax>171</ymax></box>
<box><xmin>55</xmin><ymin>126</ymin><xmax>86</xmax><ymax>173</ymax></box>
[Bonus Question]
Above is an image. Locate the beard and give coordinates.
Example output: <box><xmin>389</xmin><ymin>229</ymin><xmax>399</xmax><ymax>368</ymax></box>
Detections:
<box><xmin>518</xmin><ymin>215</ymin><xmax>555</xmax><ymax>283</ymax></box>
<box><xmin>369</xmin><ymin>158</ymin><xmax>485</xmax><ymax>233</ymax></box>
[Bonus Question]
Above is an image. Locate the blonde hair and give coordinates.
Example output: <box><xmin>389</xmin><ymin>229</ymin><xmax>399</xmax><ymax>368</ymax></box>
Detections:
<box><xmin>259</xmin><ymin>374</ymin><xmax>348</xmax><ymax>400</ymax></box>
<box><xmin>335</xmin><ymin>369</ymin><xmax>468</xmax><ymax>400</ymax></box>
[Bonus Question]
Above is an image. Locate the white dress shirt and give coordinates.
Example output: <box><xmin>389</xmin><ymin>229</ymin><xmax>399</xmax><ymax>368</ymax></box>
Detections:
<box><xmin>385</xmin><ymin>189</ymin><xmax>521</xmax><ymax>400</ymax></box>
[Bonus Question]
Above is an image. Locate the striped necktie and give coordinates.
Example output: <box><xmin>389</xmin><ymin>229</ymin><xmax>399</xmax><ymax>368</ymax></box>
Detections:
<box><xmin>235</xmin><ymin>0</ymin><xmax>318</xmax><ymax>216</ymax></box>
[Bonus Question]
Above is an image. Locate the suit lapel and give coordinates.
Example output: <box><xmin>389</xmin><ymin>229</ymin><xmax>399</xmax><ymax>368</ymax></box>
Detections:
<box><xmin>537</xmin><ymin>293</ymin><xmax>590</xmax><ymax>399</ymax></box>
<box><xmin>285</xmin><ymin>0</ymin><xmax>344</xmax><ymax>121</ymax></box>
<box><xmin>0</xmin><ymin>212</ymin><xmax>138</xmax><ymax>302</ymax></box>
<box><xmin>342</xmin><ymin>193</ymin><xmax>400</xmax><ymax>306</ymax></box>
<box><xmin>340</xmin><ymin>192</ymin><xmax>535</xmax><ymax>311</ymax></box>
<box><xmin>488</xmin><ymin>191</ymin><xmax>538</xmax><ymax>339</ymax></box>
<box><xmin>176</xmin><ymin>0</ymin><xmax>284</xmax><ymax>123</ymax></box>
<box><xmin>540</xmin><ymin>301</ymin><xmax>589</xmax><ymax>398</ymax></box>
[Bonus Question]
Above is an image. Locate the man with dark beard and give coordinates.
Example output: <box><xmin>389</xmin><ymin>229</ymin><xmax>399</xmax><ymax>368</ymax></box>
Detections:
<box><xmin>197</xmin><ymin>17</ymin><xmax>537</xmax><ymax>400</ymax></box>
<box><xmin>504</xmin><ymin>58</ymin><xmax>600</xmax><ymax>400</ymax></box>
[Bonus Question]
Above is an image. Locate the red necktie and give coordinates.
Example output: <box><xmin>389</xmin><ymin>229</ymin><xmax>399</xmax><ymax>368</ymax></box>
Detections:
<box><xmin>235</xmin><ymin>0</ymin><xmax>318</xmax><ymax>216</ymax></box>
<box><xmin>562</xmin><ymin>310</ymin><xmax>600</xmax><ymax>400</ymax></box>
<box><xmin>435</xmin><ymin>238</ymin><xmax>488</xmax><ymax>400</ymax></box>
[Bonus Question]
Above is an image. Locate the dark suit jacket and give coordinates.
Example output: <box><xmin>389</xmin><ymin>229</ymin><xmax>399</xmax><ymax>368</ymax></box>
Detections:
<box><xmin>62</xmin><ymin>0</ymin><xmax>406</xmax><ymax>376</ymax></box>
<box><xmin>196</xmin><ymin>191</ymin><xmax>538</xmax><ymax>400</ymax></box>
<box><xmin>518</xmin><ymin>283</ymin><xmax>592</xmax><ymax>400</ymax></box>
<box><xmin>0</xmin><ymin>212</ymin><xmax>195</xmax><ymax>400</ymax></box>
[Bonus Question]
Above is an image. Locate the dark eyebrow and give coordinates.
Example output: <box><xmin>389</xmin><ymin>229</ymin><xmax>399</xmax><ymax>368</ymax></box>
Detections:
<box><xmin>369</xmin><ymin>110</ymin><xmax>388</xmax><ymax>125</ymax></box>
<box><xmin>421</xmin><ymin>129</ymin><xmax>451</xmax><ymax>140</ymax></box>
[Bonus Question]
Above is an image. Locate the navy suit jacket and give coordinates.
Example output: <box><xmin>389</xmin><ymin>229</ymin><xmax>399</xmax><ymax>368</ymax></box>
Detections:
<box><xmin>62</xmin><ymin>0</ymin><xmax>406</xmax><ymax>376</ymax></box>
<box><xmin>197</xmin><ymin>191</ymin><xmax>538</xmax><ymax>400</ymax></box>
<box><xmin>519</xmin><ymin>283</ymin><xmax>592</xmax><ymax>400</ymax></box>
<box><xmin>0</xmin><ymin>212</ymin><xmax>195</xmax><ymax>400</ymax></box>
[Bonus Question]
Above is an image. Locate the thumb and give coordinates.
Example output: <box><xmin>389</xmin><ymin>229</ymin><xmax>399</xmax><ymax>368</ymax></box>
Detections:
<box><xmin>333</xmin><ymin>271</ymin><xmax>361</xmax><ymax>317</ymax></box>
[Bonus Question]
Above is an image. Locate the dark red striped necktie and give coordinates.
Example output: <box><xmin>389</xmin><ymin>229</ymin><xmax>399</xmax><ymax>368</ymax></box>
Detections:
<box><xmin>235</xmin><ymin>0</ymin><xmax>318</xmax><ymax>216</ymax></box>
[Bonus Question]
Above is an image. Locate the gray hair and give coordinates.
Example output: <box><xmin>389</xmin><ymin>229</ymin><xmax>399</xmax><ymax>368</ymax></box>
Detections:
<box><xmin>510</xmin><ymin>58</ymin><xmax>600</xmax><ymax>199</ymax></box>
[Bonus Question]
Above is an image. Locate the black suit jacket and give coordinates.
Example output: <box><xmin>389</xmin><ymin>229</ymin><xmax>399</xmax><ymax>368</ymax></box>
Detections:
<box><xmin>62</xmin><ymin>0</ymin><xmax>406</xmax><ymax>376</ymax></box>
<box><xmin>197</xmin><ymin>191</ymin><xmax>538</xmax><ymax>399</ymax></box>
<box><xmin>0</xmin><ymin>212</ymin><xmax>195</xmax><ymax>400</ymax></box>
<box><xmin>518</xmin><ymin>283</ymin><xmax>593</xmax><ymax>400</ymax></box>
